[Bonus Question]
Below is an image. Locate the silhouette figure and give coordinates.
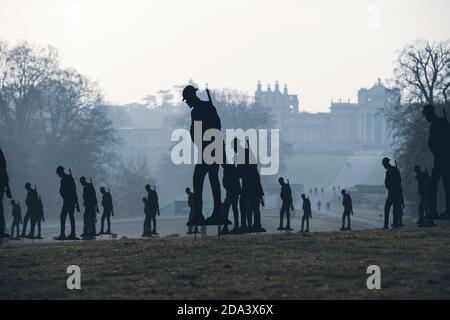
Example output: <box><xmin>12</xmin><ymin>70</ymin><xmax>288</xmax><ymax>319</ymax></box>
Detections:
<box><xmin>278</xmin><ymin>177</ymin><xmax>293</xmax><ymax>231</ymax></box>
<box><xmin>80</xmin><ymin>176</ymin><xmax>98</xmax><ymax>240</ymax></box>
<box><xmin>22</xmin><ymin>183</ymin><xmax>39</xmax><ymax>238</ymax></box>
<box><xmin>10</xmin><ymin>200</ymin><xmax>22</xmax><ymax>240</ymax></box>
<box><xmin>326</xmin><ymin>201</ymin><xmax>330</xmax><ymax>211</ymax></box>
<box><xmin>423</xmin><ymin>104</ymin><xmax>450</xmax><ymax>219</ymax></box>
<box><xmin>146</xmin><ymin>184</ymin><xmax>160</xmax><ymax>235</ymax></box>
<box><xmin>98</xmin><ymin>187</ymin><xmax>114</xmax><ymax>235</ymax></box>
<box><xmin>309</xmin><ymin>188</ymin><xmax>312</xmax><ymax>197</ymax></box>
<box><xmin>321</xmin><ymin>187</ymin><xmax>324</xmax><ymax>195</ymax></box>
<box><xmin>382</xmin><ymin>158</ymin><xmax>403</xmax><ymax>229</ymax></box>
<box><xmin>0</xmin><ymin>147</ymin><xmax>12</xmax><ymax>239</ymax></box>
<box><xmin>29</xmin><ymin>190</ymin><xmax>44</xmax><ymax>239</ymax></box>
<box><xmin>333</xmin><ymin>186</ymin><xmax>336</xmax><ymax>198</ymax></box>
<box><xmin>221</xmin><ymin>163</ymin><xmax>241</xmax><ymax>234</ymax></box>
<box><xmin>414</xmin><ymin>165</ymin><xmax>434</xmax><ymax>227</ymax></box>
<box><xmin>341</xmin><ymin>189</ymin><xmax>353</xmax><ymax>230</ymax></box>
<box><xmin>300</xmin><ymin>194</ymin><xmax>312</xmax><ymax>232</ymax></box>
<box><xmin>183</xmin><ymin>85</ymin><xmax>222</xmax><ymax>227</ymax></box>
<box><xmin>142</xmin><ymin>196</ymin><xmax>151</xmax><ymax>237</ymax></box>
<box><xmin>245</xmin><ymin>164</ymin><xmax>266</xmax><ymax>233</ymax></box>
<box><xmin>185</xmin><ymin>188</ymin><xmax>199</xmax><ymax>234</ymax></box>
<box><xmin>314</xmin><ymin>187</ymin><xmax>318</xmax><ymax>196</ymax></box>
<box><xmin>56</xmin><ymin>166</ymin><xmax>79</xmax><ymax>240</ymax></box>
<box><xmin>317</xmin><ymin>200</ymin><xmax>322</xmax><ymax>211</ymax></box>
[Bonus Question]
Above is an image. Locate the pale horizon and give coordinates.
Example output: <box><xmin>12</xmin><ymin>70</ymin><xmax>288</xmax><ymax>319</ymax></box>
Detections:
<box><xmin>1</xmin><ymin>0</ymin><xmax>449</xmax><ymax>111</ymax></box>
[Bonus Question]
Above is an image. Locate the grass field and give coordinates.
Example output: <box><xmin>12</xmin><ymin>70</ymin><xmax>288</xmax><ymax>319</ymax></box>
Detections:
<box><xmin>1</xmin><ymin>226</ymin><xmax>450</xmax><ymax>299</ymax></box>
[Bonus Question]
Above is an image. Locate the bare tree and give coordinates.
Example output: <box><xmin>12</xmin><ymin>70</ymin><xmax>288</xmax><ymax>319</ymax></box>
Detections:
<box><xmin>394</xmin><ymin>40</ymin><xmax>450</xmax><ymax>104</ymax></box>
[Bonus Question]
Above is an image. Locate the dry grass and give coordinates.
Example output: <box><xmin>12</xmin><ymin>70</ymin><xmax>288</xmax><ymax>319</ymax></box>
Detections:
<box><xmin>1</xmin><ymin>227</ymin><xmax>450</xmax><ymax>299</ymax></box>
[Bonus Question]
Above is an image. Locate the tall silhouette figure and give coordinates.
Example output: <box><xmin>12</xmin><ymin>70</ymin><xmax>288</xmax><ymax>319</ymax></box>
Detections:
<box><xmin>221</xmin><ymin>163</ymin><xmax>241</xmax><ymax>234</ymax></box>
<box><xmin>142</xmin><ymin>196</ymin><xmax>151</xmax><ymax>237</ymax></box>
<box><xmin>382</xmin><ymin>158</ymin><xmax>403</xmax><ymax>229</ymax></box>
<box><xmin>414</xmin><ymin>165</ymin><xmax>434</xmax><ymax>227</ymax></box>
<box><xmin>80</xmin><ymin>176</ymin><xmax>98</xmax><ymax>240</ymax></box>
<box><xmin>278</xmin><ymin>177</ymin><xmax>293</xmax><ymax>231</ymax></box>
<box><xmin>183</xmin><ymin>85</ymin><xmax>222</xmax><ymax>227</ymax></box>
<box><xmin>98</xmin><ymin>187</ymin><xmax>114</xmax><ymax>235</ymax></box>
<box><xmin>56</xmin><ymin>166</ymin><xmax>79</xmax><ymax>240</ymax></box>
<box><xmin>22</xmin><ymin>183</ymin><xmax>39</xmax><ymax>238</ymax></box>
<box><xmin>185</xmin><ymin>188</ymin><xmax>199</xmax><ymax>234</ymax></box>
<box><xmin>341</xmin><ymin>189</ymin><xmax>353</xmax><ymax>231</ymax></box>
<box><xmin>146</xmin><ymin>185</ymin><xmax>160</xmax><ymax>235</ymax></box>
<box><xmin>10</xmin><ymin>200</ymin><xmax>22</xmax><ymax>240</ymax></box>
<box><xmin>28</xmin><ymin>185</ymin><xmax>44</xmax><ymax>239</ymax></box>
<box><xmin>300</xmin><ymin>193</ymin><xmax>312</xmax><ymax>232</ymax></box>
<box><xmin>422</xmin><ymin>104</ymin><xmax>450</xmax><ymax>219</ymax></box>
<box><xmin>245</xmin><ymin>157</ymin><xmax>266</xmax><ymax>233</ymax></box>
<box><xmin>0</xmin><ymin>147</ymin><xmax>12</xmax><ymax>239</ymax></box>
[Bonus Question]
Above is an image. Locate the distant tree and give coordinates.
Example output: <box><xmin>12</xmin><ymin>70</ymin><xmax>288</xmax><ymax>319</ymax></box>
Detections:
<box><xmin>387</xmin><ymin>40</ymin><xmax>450</xmax><ymax>213</ymax></box>
<box><xmin>0</xmin><ymin>41</ymin><xmax>117</xmax><ymax>217</ymax></box>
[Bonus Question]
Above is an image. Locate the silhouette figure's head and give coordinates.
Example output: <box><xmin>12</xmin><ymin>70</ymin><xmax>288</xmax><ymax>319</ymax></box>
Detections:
<box><xmin>79</xmin><ymin>176</ymin><xmax>87</xmax><ymax>185</ymax></box>
<box><xmin>341</xmin><ymin>189</ymin><xmax>346</xmax><ymax>195</ymax></box>
<box><xmin>382</xmin><ymin>157</ymin><xmax>391</xmax><ymax>169</ymax></box>
<box><xmin>422</xmin><ymin>104</ymin><xmax>436</xmax><ymax>123</ymax></box>
<box><xmin>185</xmin><ymin>187</ymin><xmax>191</xmax><ymax>194</ymax></box>
<box><xmin>25</xmin><ymin>182</ymin><xmax>32</xmax><ymax>191</ymax></box>
<box><xmin>414</xmin><ymin>165</ymin><xmax>422</xmax><ymax>173</ymax></box>
<box><xmin>145</xmin><ymin>184</ymin><xmax>151</xmax><ymax>192</ymax></box>
<box><xmin>56</xmin><ymin>165</ymin><xmax>65</xmax><ymax>177</ymax></box>
<box><xmin>278</xmin><ymin>177</ymin><xmax>285</xmax><ymax>185</ymax></box>
<box><xmin>182</xmin><ymin>85</ymin><xmax>199</xmax><ymax>108</ymax></box>
<box><xmin>100</xmin><ymin>186</ymin><xmax>106</xmax><ymax>194</ymax></box>
<box><xmin>301</xmin><ymin>193</ymin><xmax>306</xmax><ymax>199</ymax></box>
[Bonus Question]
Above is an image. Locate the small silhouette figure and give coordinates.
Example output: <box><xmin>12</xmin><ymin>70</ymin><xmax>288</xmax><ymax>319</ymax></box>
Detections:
<box><xmin>185</xmin><ymin>188</ymin><xmax>199</xmax><ymax>234</ymax></box>
<box><xmin>309</xmin><ymin>188</ymin><xmax>312</xmax><ymax>197</ymax></box>
<box><xmin>98</xmin><ymin>187</ymin><xmax>114</xmax><ymax>235</ymax></box>
<box><xmin>10</xmin><ymin>200</ymin><xmax>22</xmax><ymax>240</ymax></box>
<box><xmin>56</xmin><ymin>166</ymin><xmax>79</xmax><ymax>240</ymax></box>
<box><xmin>382</xmin><ymin>158</ymin><xmax>403</xmax><ymax>229</ymax></box>
<box><xmin>22</xmin><ymin>183</ymin><xmax>39</xmax><ymax>239</ymax></box>
<box><xmin>326</xmin><ymin>201</ymin><xmax>330</xmax><ymax>211</ymax></box>
<box><xmin>317</xmin><ymin>200</ymin><xmax>322</xmax><ymax>211</ymax></box>
<box><xmin>142</xmin><ymin>196</ymin><xmax>151</xmax><ymax>237</ymax></box>
<box><xmin>321</xmin><ymin>187</ymin><xmax>324</xmax><ymax>195</ymax></box>
<box><xmin>300</xmin><ymin>194</ymin><xmax>312</xmax><ymax>232</ymax></box>
<box><xmin>314</xmin><ymin>187</ymin><xmax>318</xmax><ymax>197</ymax></box>
<box><xmin>332</xmin><ymin>186</ymin><xmax>336</xmax><ymax>198</ymax></box>
<box><xmin>0</xmin><ymin>146</ymin><xmax>12</xmax><ymax>239</ymax></box>
<box><xmin>414</xmin><ymin>165</ymin><xmax>434</xmax><ymax>227</ymax></box>
<box><xmin>183</xmin><ymin>85</ymin><xmax>222</xmax><ymax>227</ymax></box>
<box><xmin>277</xmin><ymin>177</ymin><xmax>293</xmax><ymax>231</ymax></box>
<box><xmin>341</xmin><ymin>189</ymin><xmax>353</xmax><ymax>231</ymax></box>
<box><xmin>221</xmin><ymin>163</ymin><xmax>241</xmax><ymax>234</ymax></box>
<box><xmin>80</xmin><ymin>176</ymin><xmax>98</xmax><ymax>240</ymax></box>
<box><xmin>246</xmin><ymin>168</ymin><xmax>266</xmax><ymax>233</ymax></box>
<box><xmin>146</xmin><ymin>184</ymin><xmax>160</xmax><ymax>235</ymax></box>
<box><xmin>30</xmin><ymin>191</ymin><xmax>44</xmax><ymax>239</ymax></box>
<box><xmin>423</xmin><ymin>104</ymin><xmax>450</xmax><ymax>219</ymax></box>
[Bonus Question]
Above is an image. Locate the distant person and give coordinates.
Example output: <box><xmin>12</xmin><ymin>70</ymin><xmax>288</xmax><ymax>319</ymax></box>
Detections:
<box><xmin>332</xmin><ymin>186</ymin><xmax>336</xmax><ymax>198</ymax></box>
<box><xmin>300</xmin><ymin>194</ymin><xmax>312</xmax><ymax>233</ymax></box>
<box><xmin>98</xmin><ymin>187</ymin><xmax>114</xmax><ymax>235</ymax></box>
<box><xmin>183</xmin><ymin>85</ymin><xmax>222</xmax><ymax>227</ymax></box>
<box><xmin>422</xmin><ymin>104</ymin><xmax>450</xmax><ymax>219</ymax></box>
<box><xmin>30</xmin><ymin>193</ymin><xmax>45</xmax><ymax>239</ymax></box>
<box><xmin>185</xmin><ymin>188</ymin><xmax>198</xmax><ymax>234</ymax></box>
<box><xmin>326</xmin><ymin>202</ymin><xmax>330</xmax><ymax>211</ymax></box>
<box><xmin>317</xmin><ymin>200</ymin><xmax>322</xmax><ymax>211</ymax></box>
<box><xmin>341</xmin><ymin>189</ymin><xmax>353</xmax><ymax>231</ymax></box>
<box><xmin>142</xmin><ymin>196</ymin><xmax>151</xmax><ymax>237</ymax></box>
<box><xmin>80</xmin><ymin>176</ymin><xmax>98</xmax><ymax>240</ymax></box>
<box><xmin>146</xmin><ymin>185</ymin><xmax>160</xmax><ymax>235</ymax></box>
<box><xmin>382</xmin><ymin>158</ymin><xmax>403</xmax><ymax>229</ymax></box>
<box><xmin>10</xmin><ymin>200</ymin><xmax>22</xmax><ymax>240</ymax></box>
<box><xmin>414</xmin><ymin>165</ymin><xmax>434</xmax><ymax>227</ymax></box>
<box><xmin>246</xmin><ymin>169</ymin><xmax>266</xmax><ymax>233</ymax></box>
<box><xmin>221</xmin><ymin>164</ymin><xmax>241</xmax><ymax>234</ymax></box>
<box><xmin>0</xmin><ymin>147</ymin><xmax>12</xmax><ymax>239</ymax></box>
<box><xmin>22</xmin><ymin>183</ymin><xmax>38</xmax><ymax>239</ymax></box>
<box><xmin>56</xmin><ymin>166</ymin><xmax>79</xmax><ymax>240</ymax></box>
<box><xmin>309</xmin><ymin>188</ymin><xmax>312</xmax><ymax>197</ymax></box>
<box><xmin>278</xmin><ymin>177</ymin><xmax>293</xmax><ymax>231</ymax></box>
<box><xmin>321</xmin><ymin>187</ymin><xmax>324</xmax><ymax>195</ymax></box>
<box><xmin>314</xmin><ymin>187</ymin><xmax>318</xmax><ymax>197</ymax></box>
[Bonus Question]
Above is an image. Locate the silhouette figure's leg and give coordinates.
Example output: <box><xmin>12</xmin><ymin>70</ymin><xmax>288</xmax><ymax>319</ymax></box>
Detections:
<box><xmin>60</xmin><ymin>206</ymin><xmax>67</xmax><ymax>237</ymax></box>
<box><xmin>347</xmin><ymin>213</ymin><xmax>351</xmax><ymax>229</ymax></box>
<box><xmin>37</xmin><ymin>220</ymin><xmax>41</xmax><ymax>238</ymax></box>
<box><xmin>222</xmin><ymin>192</ymin><xmax>232</xmax><ymax>228</ymax></box>
<box><xmin>68</xmin><ymin>206</ymin><xmax>76</xmax><ymax>236</ymax></box>
<box><xmin>246</xmin><ymin>198</ymin><xmax>252</xmax><ymax>230</ymax></box>
<box><xmin>384</xmin><ymin>198</ymin><xmax>392</xmax><ymax>228</ymax></box>
<box><xmin>306</xmin><ymin>216</ymin><xmax>309</xmax><ymax>231</ymax></box>
<box><xmin>429</xmin><ymin>166</ymin><xmax>441</xmax><ymax>217</ymax></box>
<box><xmin>301</xmin><ymin>215</ymin><xmax>305</xmax><ymax>232</ymax></box>
<box><xmin>231</xmin><ymin>197</ymin><xmax>239</xmax><ymax>230</ymax></box>
<box><xmin>152</xmin><ymin>214</ymin><xmax>156</xmax><ymax>233</ymax></box>
<box><xmin>341</xmin><ymin>212</ymin><xmax>346</xmax><ymax>229</ymax></box>
<box><xmin>286</xmin><ymin>207</ymin><xmax>291</xmax><ymax>228</ymax></box>
<box><xmin>279</xmin><ymin>205</ymin><xmax>285</xmax><ymax>229</ymax></box>
<box><xmin>10</xmin><ymin>223</ymin><xmax>14</xmax><ymax>239</ymax></box>
<box><xmin>254</xmin><ymin>200</ymin><xmax>261</xmax><ymax>229</ymax></box>
<box><xmin>193</xmin><ymin>164</ymin><xmax>207</xmax><ymax>221</ymax></box>
<box><xmin>240</xmin><ymin>193</ymin><xmax>247</xmax><ymax>229</ymax></box>
<box><xmin>100</xmin><ymin>213</ymin><xmax>105</xmax><ymax>233</ymax></box>
<box><xmin>208</xmin><ymin>164</ymin><xmax>221</xmax><ymax>216</ymax></box>
<box><xmin>443</xmin><ymin>174</ymin><xmax>450</xmax><ymax>215</ymax></box>
<box><xmin>107</xmin><ymin>214</ymin><xmax>111</xmax><ymax>233</ymax></box>
<box><xmin>22</xmin><ymin>213</ymin><xmax>29</xmax><ymax>236</ymax></box>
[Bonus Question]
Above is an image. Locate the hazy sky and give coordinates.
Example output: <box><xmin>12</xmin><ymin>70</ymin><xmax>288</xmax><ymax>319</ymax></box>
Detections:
<box><xmin>1</xmin><ymin>0</ymin><xmax>449</xmax><ymax>112</ymax></box>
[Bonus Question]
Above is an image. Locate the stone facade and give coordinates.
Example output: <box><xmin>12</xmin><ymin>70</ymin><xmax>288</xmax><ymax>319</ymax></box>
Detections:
<box><xmin>255</xmin><ymin>79</ymin><xmax>400</xmax><ymax>152</ymax></box>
